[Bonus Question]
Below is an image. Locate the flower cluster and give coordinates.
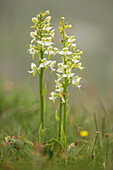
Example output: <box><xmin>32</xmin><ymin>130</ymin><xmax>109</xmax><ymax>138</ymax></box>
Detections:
<box><xmin>49</xmin><ymin>17</ymin><xmax>84</xmax><ymax>103</ymax></box>
<box><xmin>28</xmin><ymin>10</ymin><xmax>58</xmax><ymax>76</ymax></box>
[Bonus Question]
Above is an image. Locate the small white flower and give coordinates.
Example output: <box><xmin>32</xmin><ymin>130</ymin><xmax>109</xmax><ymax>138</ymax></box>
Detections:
<box><xmin>39</xmin><ymin>58</ymin><xmax>51</xmax><ymax>69</ymax></box>
<box><xmin>44</xmin><ymin>46</ymin><xmax>54</xmax><ymax>55</ymax></box>
<box><xmin>56</xmin><ymin>74</ymin><xmax>62</xmax><ymax>81</ymax></box>
<box><xmin>72</xmin><ymin>43</ymin><xmax>76</xmax><ymax>48</ymax></box>
<box><xmin>43</xmin><ymin>24</ymin><xmax>52</xmax><ymax>31</ymax></box>
<box><xmin>62</xmin><ymin>68</ymin><xmax>74</xmax><ymax>78</ymax></box>
<box><xmin>37</xmin><ymin>38</ymin><xmax>54</xmax><ymax>47</ymax></box>
<box><xmin>59</xmin><ymin>47</ymin><xmax>72</xmax><ymax>55</ymax></box>
<box><xmin>76</xmin><ymin>63</ymin><xmax>84</xmax><ymax>70</ymax></box>
<box><xmin>46</xmin><ymin>16</ymin><xmax>51</xmax><ymax>22</ymax></box>
<box><xmin>29</xmin><ymin>45</ymin><xmax>36</xmax><ymax>54</ymax></box>
<box><xmin>57</xmin><ymin>63</ymin><xmax>67</xmax><ymax>73</ymax></box>
<box><xmin>61</xmin><ymin>96</ymin><xmax>65</xmax><ymax>103</ymax></box>
<box><xmin>72</xmin><ymin>56</ymin><xmax>80</xmax><ymax>64</ymax></box>
<box><xmin>28</xmin><ymin>63</ymin><xmax>37</xmax><ymax>76</ymax></box>
<box><xmin>49</xmin><ymin>60</ymin><xmax>56</xmax><ymax>71</ymax></box>
<box><xmin>30</xmin><ymin>30</ymin><xmax>37</xmax><ymax>43</ymax></box>
<box><xmin>54</xmin><ymin>47</ymin><xmax>58</xmax><ymax>52</ymax></box>
<box><xmin>50</xmin><ymin>29</ymin><xmax>55</xmax><ymax>38</ymax></box>
<box><xmin>68</xmin><ymin>36</ymin><xmax>76</xmax><ymax>43</ymax></box>
<box><xmin>46</xmin><ymin>37</ymin><xmax>52</xmax><ymax>42</ymax></box>
<box><xmin>31</xmin><ymin>63</ymin><xmax>36</xmax><ymax>70</ymax></box>
<box><xmin>55</xmin><ymin>84</ymin><xmax>63</xmax><ymax>93</ymax></box>
<box><xmin>49</xmin><ymin>92</ymin><xmax>57</xmax><ymax>103</ymax></box>
<box><xmin>72</xmin><ymin>76</ymin><xmax>81</xmax><ymax>88</ymax></box>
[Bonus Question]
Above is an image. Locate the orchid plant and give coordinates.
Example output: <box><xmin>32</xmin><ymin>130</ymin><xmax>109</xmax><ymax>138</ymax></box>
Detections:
<box><xmin>49</xmin><ymin>17</ymin><xmax>84</xmax><ymax>148</ymax></box>
<box><xmin>28</xmin><ymin>10</ymin><xmax>58</xmax><ymax>143</ymax></box>
<box><xmin>28</xmin><ymin>10</ymin><xmax>84</xmax><ymax>149</ymax></box>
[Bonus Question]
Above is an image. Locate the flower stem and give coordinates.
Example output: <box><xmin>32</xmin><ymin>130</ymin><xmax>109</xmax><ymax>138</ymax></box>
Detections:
<box><xmin>58</xmin><ymin>99</ymin><xmax>62</xmax><ymax>142</ymax></box>
<box><xmin>63</xmin><ymin>78</ymin><xmax>67</xmax><ymax>148</ymax></box>
<box><xmin>39</xmin><ymin>49</ymin><xmax>44</xmax><ymax>143</ymax></box>
<box><xmin>62</xmin><ymin>23</ymin><xmax>67</xmax><ymax>148</ymax></box>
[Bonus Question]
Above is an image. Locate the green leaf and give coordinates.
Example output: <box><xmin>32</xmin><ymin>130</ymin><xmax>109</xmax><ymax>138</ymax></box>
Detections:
<box><xmin>42</xmin><ymin>83</ymin><xmax>46</xmax><ymax>96</ymax></box>
<box><xmin>43</xmin><ymin>95</ymin><xmax>46</xmax><ymax>113</ymax></box>
<box><xmin>55</xmin><ymin>110</ymin><xmax>60</xmax><ymax>121</ymax></box>
<box><xmin>52</xmin><ymin>138</ymin><xmax>64</xmax><ymax>152</ymax></box>
<box><xmin>45</xmin><ymin>138</ymin><xmax>64</xmax><ymax>153</ymax></box>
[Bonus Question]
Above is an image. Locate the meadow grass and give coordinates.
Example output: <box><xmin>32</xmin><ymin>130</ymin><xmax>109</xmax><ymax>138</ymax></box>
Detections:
<box><xmin>0</xmin><ymin>86</ymin><xmax>113</xmax><ymax>170</ymax></box>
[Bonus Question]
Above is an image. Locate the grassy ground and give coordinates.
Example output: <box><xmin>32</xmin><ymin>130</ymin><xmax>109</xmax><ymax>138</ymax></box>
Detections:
<box><xmin>0</xmin><ymin>85</ymin><xmax>113</xmax><ymax>170</ymax></box>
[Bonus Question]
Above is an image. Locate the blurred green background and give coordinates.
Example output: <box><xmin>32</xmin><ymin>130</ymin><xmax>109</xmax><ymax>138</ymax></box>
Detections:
<box><xmin>0</xmin><ymin>0</ymin><xmax>113</xmax><ymax>107</ymax></box>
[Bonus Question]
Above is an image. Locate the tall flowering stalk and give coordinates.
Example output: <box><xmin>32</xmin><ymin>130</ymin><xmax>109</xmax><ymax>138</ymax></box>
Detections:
<box><xmin>49</xmin><ymin>17</ymin><xmax>84</xmax><ymax>148</ymax></box>
<box><xmin>28</xmin><ymin>10</ymin><xmax>58</xmax><ymax>143</ymax></box>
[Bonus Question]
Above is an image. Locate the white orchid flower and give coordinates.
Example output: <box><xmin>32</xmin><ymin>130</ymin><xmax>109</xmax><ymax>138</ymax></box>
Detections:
<box><xmin>68</xmin><ymin>36</ymin><xmax>76</xmax><ymax>43</ymax></box>
<box><xmin>72</xmin><ymin>76</ymin><xmax>81</xmax><ymax>88</ymax></box>
<box><xmin>57</xmin><ymin>63</ymin><xmax>67</xmax><ymax>73</ymax></box>
<box><xmin>72</xmin><ymin>43</ymin><xmax>76</xmax><ymax>48</ymax></box>
<box><xmin>28</xmin><ymin>63</ymin><xmax>37</xmax><ymax>77</ymax></box>
<box><xmin>49</xmin><ymin>60</ymin><xmax>56</xmax><ymax>71</ymax></box>
<box><xmin>62</xmin><ymin>68</ymin><xmax>74</xmax><ymax>78</ymax></box>
<box><xmin>44</xmin><ymin>46</ymin><xmax>54</xmax><ymax>55</ymax></box>
<box><xmin>55</xmin><ymin>84</ymin><xmax>63</xmax><ymax>93</ymax></box>
<box><xmin>29</xmin><ymin>45</ymin><xmax>36</xmax><ymax>55</ymax></box>
<box><xmin>76</xmin><ymin>63</ymin><xmax>84</xmax><ymax>70</ymax></box>
<box><xmin>59</xmin><ymin>47</ymin><xmax>72</xmax><ymax>55</ymax></box>
<box><xmin>43</xmin><ymin>24</ymin><xmax>52</xmax><ymax>31</ymax></box>
<box><xmin>50</xmin><ymin>29</ymin><xmax>55</xmax><ymax>38</ymax></box>
<box><xmin>37</xmin><ymin>38</ymin><xmax>54</xmax><ymax>47</ymax></box>
<box><xmin>61</xmin><ymin>96</ymin><xmax>65</xmax><ymax>103</ymax></box>
<box><xmin>46</xmin><ymin>16</ymin><xmax>51</xmax><ymax>22</ymax></box>
<box><xmin>49</xmin><ymin>92</ymin><xmax>57</xmax><ymax>103</ymax></box>
<box><xmin>39</xmin><ymin>58</ymin><xmax>51</xmax><ymax>69</ymax></box>
<box><xmin>30</xmin><ymin>30</ymin><xmax>37</xmax><ymax>43</ymax></box>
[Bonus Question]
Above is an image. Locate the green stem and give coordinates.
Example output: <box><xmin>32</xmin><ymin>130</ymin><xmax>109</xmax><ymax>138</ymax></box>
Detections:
<box><xmin>39</xmin><ymin>49</ymin><xmax>44</xmax><ymax>143</ymax></box>
<box><xmin>62</xmin><ymin>24</ymin><xmax>67</xmax><ymax>148</ymax></box>
<box><xmin>63</xmin><ymin>78</ymin><xmax>67</xmax><ymax>148</ymax></box>
<box><xmin>58</xmin><ymin>99</ymin><xmax>62</xmax><ymax>142</ymax></box>
<box><xmin>39</xmin><ymin>14</ymin><xmax>44</xmax><ymax>143</ymax></box>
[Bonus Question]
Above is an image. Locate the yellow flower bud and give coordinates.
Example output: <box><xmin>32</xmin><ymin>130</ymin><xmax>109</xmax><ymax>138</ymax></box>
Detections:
<box><xmin>76</xmin><ymin>49</ymin><xmax>80</xmax><ymax>52</ymax></box>
<box><xmin>80</xmin><ymin>51</ymin><xmax>83</xmax><ymax>55</ymax></box>
<box><xmin>68</xmin><ymin>25</ymin><xmax>72</xmax><ymax>29</ymax></box>
<box><xmin>59</xmin><ymin>26</ymin><xmax>62</xmax><ymax>31</ymax></box>
<box><xmin>42</xmin><ymin>10</ymin><xmax>50</xmax><ymax>17</ymax></box>
<box><xmin>77</xmin><ymin>55</ymin><xmax>81</xmax><ymax>60</ymax></box>
<box><xmin>61</xmin><ymin>17</ymin><xmax>65</xmax><ymax>20</ymax></box>
<box><xmin>45</xmin><ymin>10</ymin><xmax>50</xmax><ymax>15</ymax></box>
